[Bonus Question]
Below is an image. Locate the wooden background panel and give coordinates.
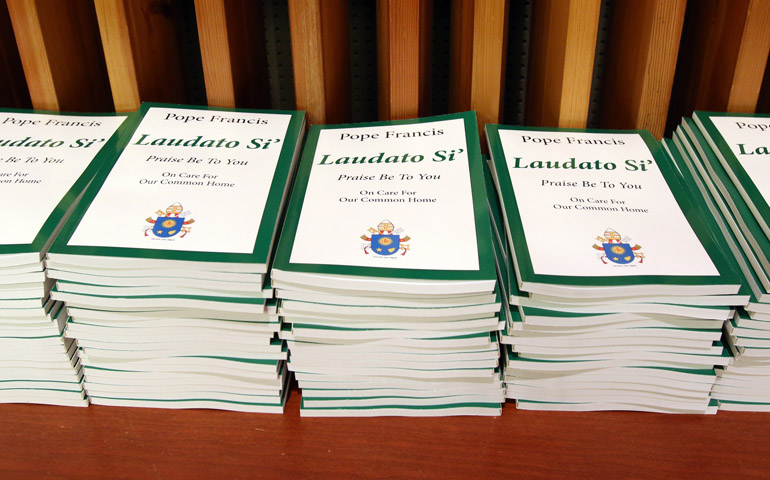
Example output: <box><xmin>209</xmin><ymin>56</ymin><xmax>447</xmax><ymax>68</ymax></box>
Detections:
<box><xmin>598</xmin><ymin>0</ymin><xmax>686</xmax><ymax>138</ymax></box>
<box><xmin>469</xmin><ymin>0</ymin><xmax>509</xmax><ymax>131</ymax></box>
<box><xmin>0</xmin><ymin>1</ymin><xmax>30</xmax><ymax>109</ymax></box>
<box><xmin>195</xmin><ymin>0</ymin><xmax>234</xmax><ymax>108</ymax></box>
<box><xmin>94</xmin><ymin>0</ymin><xmax>140</xmax><ymax>112</ymax></box>
<box><xmin>727</xmin><ymin>0</ymin><xmax>770</xmax><ymax>112</ymax></box>
<box><xmin>377</xmin><ymin>0</ymin><xmax>432</xmax><ymax>120</ymax></box>
<box><xmin>7</xmin><ymin>0</ymin><xmax>112</xmax><ymax>112</ymax></box>
<box><xmin>450</xmin><ymin>0</ymin><xmax>508</xmax><ymax>142</ymax></box>
<box><xmin>2</xmin><ymin>0</ymin><xmax>768</xmax><ymax>128</ymax></box>
<box><xmin>758</xmin><ymin>58</ymin><xmax>770</xmax><ymax>113</ymax></box>
<box><xmin>526</xmin><ymin>0</ymin><xmax>600</xmax><ymax>128</ymax></box>
<box><xmin>123</xmin><ymin>0</ymin><xmax>192</xmax><ymax>105</ymax></box>
<box><xmin>449</xmin><ymin>0</ymin><xmax>474</xmax><ymax>113</ymax></box>
<box><xmin>289</xmin><ymin>0</ymin><xmax>350</xmax><ymax>125</ymax></box>
<box><xmin>96</xmin><ymin>0</ymin><xmax>201</xmax><ymax>110</ymax></box>
<box><xmin>667</xmin><ymin>0</ymin><xmax>770</xmax><ymax>134</ymax></box>
<box><xmin>195</xmin><ymin>0</ymin><xmax>270</xmax><ymax>110</ymax></box>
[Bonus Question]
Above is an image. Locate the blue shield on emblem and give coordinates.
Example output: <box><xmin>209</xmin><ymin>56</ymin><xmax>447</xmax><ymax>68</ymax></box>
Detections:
<box><xmin>603</xmin><ymin>242</ymin><xmax>634</xmax><ymax>264</ymax></box>
<box><xmin>153</xmin><ymin>216</ymin><xmax>184</xmax><ymax>238</ymax></box>
<box><xmin>371</xmin><ymin>234</ymin><xmax>400</xmax><ymax>255</ymax></box>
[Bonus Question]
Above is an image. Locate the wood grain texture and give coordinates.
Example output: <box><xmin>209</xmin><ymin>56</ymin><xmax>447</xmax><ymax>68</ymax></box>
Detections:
<box><xmin>377</xmin><ymin>0</ymin><xmax>431</xmax><ymax>120</ymax></box>
<box><xmin>668</xmin><ymin>0</ymin><xmax>770</xmax><ymax>131</ymax></box>
<box><xmin>599</xmin><ymin>0</ymin><xmax>686</xmax><ymax>138</ymax></box>
<box><xmin>558</xmin><ymin>0</ymin><xmax>600</xmax><ymax>127</ymax></box>
<box><xmin>418</xmin><ymin>0</ymin><xmax>431</xmax><ymax>118</ymax></box>
<box><xmin>195</xmin><ymin>0</ymin><xmax>269</xmax><ymax>109</ymax></box>
<box><xmin>7</xmin><ymin>0</ymin><xmax>59</xmax><ymax>110</ymax></box>
<box><xmin>527</xmin><ymin>0</ymin><xmax>600</xmax><ymax>128</ymax></box>
<box><xmin>8</xmin><ymin>0</ymin><xmax>111</xmax><ymax>112</ymax></box>
<box><xmin>728</xmin><ymin>0</ymin><xmax>770</xmax><ymax>112</ymax></box>
<box><xmin>0</xmin><ymin>1</ymin><xmax>31</xmax><ymax>109</ymax></box>
<box><xmin>288</xmin><ymin>0</ymin><xmax>350</xmax><ymax>125</ymax></box>
<box><xmin>2</xmin><ymin>390</ymin><xmax>770</xmax><ymax>479</ymax></box>
<box><xmin>94</xmin><ymin>0</ymin><xmax>141</xmax><ymax>112</ymax></box>
<box><xmin>469</xmin><ymin>0</ymin><xmax>509</xmax><ymax>131</ymax></box>
<box><xmin>759</xmin><ymin>52</ymin><xmax>770</xmax><ymax>113</ymax></box>
<box><xmin>96</xmin><ymin>0</ymin><xmax>189</xmax><ymax>106</ymax></box>
<box><xmin>195</xmin><ymin>0</ymin><xmax>235</xmax><ymax>107</ymax></box>
<box><xmin>449</xmin><ymin>0</ymin><xmax>474</xmax><ymax>113</ymax></box>
<box><xmin>122</xmin><ymin>0</ymin><xmax>189</xmax><ymax>105</ymax></box>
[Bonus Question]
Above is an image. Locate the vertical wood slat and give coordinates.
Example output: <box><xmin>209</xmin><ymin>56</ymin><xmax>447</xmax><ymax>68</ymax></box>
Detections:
<box><xmin>449</xmin><ymin>0</ymin><xmax>474</xmax><ymax>113</ymax></box>
<box><xmin>450</xmin><ymin>0</ymin><xmax>508</xmax><ymax>145</ymax></box>
<box><xmin>288</xmin><ymin>0</ymin><xmax>350</xmax><ymax>124</ymax></box>
<box><xmin>122</xmin><ymin>0</ymin><xmax>188</xmax><ymax>105</ymax></box>
<box><xmin>759</xmin><ymin>54</ymin><xmax>770</xmax><ymax>113</ymax></box>
<box><xmin>599</xmin><ymin>0</ymin><xmax>686</xmax><ymax>138</ymax></box>
<box><xmin>727</xmin><ymin>0</ymin><xmax>770</xmax><ymax>112</ymax></box>
<box><xmin>470</xmin><ymin>0</ymin><xmax>509</xmax><ymax>137</ymax></box>
<box><xmin>0</xmin><ymin>1</ymin><xmax>31</xmax><ymax>109</ymax></box>
<box><xmin>195</xmin><ymin>0</ymin><xmax>270</xmax><ymax>109</ymax></box>
<box><xmin>526</xmin><ymin>0</ymin><xmax>600</xmax><ymax>128</ymax></box>
<box><xmin>96</xmin><ymin>0</ymin><xmax>190</xmax><ymax>109</ymax></box>
<box><xmin>195</xmin><ymin>0</ymin><xmax>234</xmax><ymax>108</ymax></box>
<box><xmin>377</xmin><ymin>0</ymin><xmax>431</xmax><ymax>121</ymax></box>
<box><xmin>94</xmin><ymin>0</ymin><xmax>140</xmax><ymax>112</ymax></box>
<box><xmin>418</xmin><ymin>0</ymin><xmax>431</xmax><ymax>117</ymax></box>
<box><xmin>8</xmin><ymin>0</ymin><xmax>112</xmax><ymax>112</ymax></box>
<box><xmin>669</xmin><ymin>0</ymin><xmax>770</xmax><ymax>125</ymax></box>
<box><xmin>7</xmin><ymin>0</ymin><xmax>60</xmax><ymax>110</ymax></box>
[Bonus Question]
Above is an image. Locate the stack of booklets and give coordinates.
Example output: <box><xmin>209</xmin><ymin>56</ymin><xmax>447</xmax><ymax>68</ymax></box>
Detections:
<box><xmin>47</xmin><ymin>103</ymin><xmax>305</xmax><ymax>412</ymax></box>
<box><xmin>486</xmin><ymin>124</ymin><xmax>744</xmax><ymax>413</ymax></box>
<box><xmin>669</xmin><ymin>112</ymin><xmax>770</xmax><ymax>411</ymax></box>
<box><xmin>272</xmin><ymin>112</ymin><xmax>504</xmax><ymax>416</ymax></box>
<box><xmin>0</xmin><ymin>109</ymin><xmax>127</xmax><ymax>406</ymax></box>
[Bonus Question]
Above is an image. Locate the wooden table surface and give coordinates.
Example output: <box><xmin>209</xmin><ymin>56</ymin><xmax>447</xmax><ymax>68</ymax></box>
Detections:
<box><xmin>2</xmin><ymin>386</ymin><xmax>769</xmax><ymax>480</ymax></box>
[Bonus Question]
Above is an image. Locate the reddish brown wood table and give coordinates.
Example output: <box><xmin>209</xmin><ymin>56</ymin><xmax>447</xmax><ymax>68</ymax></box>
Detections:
<box><xmin>1</xmin><ymin>387</ymin><xmax>769</xmax><ymax>479</ymax></box>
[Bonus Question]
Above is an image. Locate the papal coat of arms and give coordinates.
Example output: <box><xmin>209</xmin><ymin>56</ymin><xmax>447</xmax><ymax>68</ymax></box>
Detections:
<box><xmin>144</xmin><ymin>202</ymin><xmax>195</xmax><ymax>238</ymax></box>
<box><xmin>591</xmin><ymin>228</ymin><xmax>644</xmax><ymax>265</ymax></box>
<box><xmin>360</xmin><ymin>219</ymin><xmax>410</xmax><ymax>256</ymax></box>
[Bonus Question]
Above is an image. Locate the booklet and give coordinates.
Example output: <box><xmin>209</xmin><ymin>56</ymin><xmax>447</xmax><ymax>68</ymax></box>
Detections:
<box><xmin>0</xmin><ymin>109</ymin><xmax>129</xmax><ymax>264</ymax></box>
<box><xmin>272</xmin><ymin>111</ymin><xmax>496</xmax><ymax>295</ymax></box>
<box><xmin>486</xmin><ymin>124</ymin><xmax>741</xmax><ymax>298</ymax></box>
<box><xmin>49</xmin><ymin>103</ymin><xmax>306</xmax><ymax>273</ymax></box>
<box><xmin>672</xmin><ymin>121</ymin><xmax>770</xmax><ymax>313</ymax></box>
<box><xmin>693</xmin><ymin>111</ymin><xmax>770</xmax><ymax>240</ymax></box>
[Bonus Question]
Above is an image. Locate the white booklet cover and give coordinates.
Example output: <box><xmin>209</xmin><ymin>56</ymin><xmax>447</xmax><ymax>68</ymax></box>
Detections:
<box><xmin>0</xmin><ymin>112</ymin><xmax>126</xmax><ymax>246</ymax></box>
<box><xmin>494</xmin><ymin>128</ymin><xmax>718</xmax><ymax>278</ymax></box>
<box><xmin>706</xmin><ymin>115</ymin><xmax>770</xmax><ymax>209</ymax></box>
<box><xmin>695</xmin><ymin>112</ymin><xmax>770</xmax><ymax>243</ymax></box>
<box><xmin>288</xmin><ymin>117</ymin><xmax>479</xmax><ymax>271</ymax></box>
<box><xmin>67</xmin><ymin>106</ymin><xmax>293</xmax><ymax>254</ymax></box>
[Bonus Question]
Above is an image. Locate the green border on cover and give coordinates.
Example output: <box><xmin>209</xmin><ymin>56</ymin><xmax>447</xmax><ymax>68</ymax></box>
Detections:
<box><xmin>272</xmin><ymin>111</ymin><xmax>495</xmax><ymax>282</ymax></box>
<box><xmin>486</xmin><ymin>123</ymin><xmax>740</xmax><ymax>290</ymax></box>
<box><xmin>679</xmin><ymin>119</ymin><xmax>770</xmax><ymax>272</ymax></box>
<box><xmin>693</xmin><ymin>111</ymin><xmax>770</xmax><ymax>239</ymax></box>
<box><xmin>50</xmin><ymin>102</ymin><xmax>305</xmax><ymax>265</ymax></box>
<box><xmin>0</xmin><ymin>108</ymin><xmax>131</xmax><ymax>255</ymax></box>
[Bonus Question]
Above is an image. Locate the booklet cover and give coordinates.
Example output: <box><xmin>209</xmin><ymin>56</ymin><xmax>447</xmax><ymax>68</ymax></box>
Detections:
<box><xmin>50</xmin><ymin>103</ymin><xmax>305</xmax><ymax>269</ymax></box>
<box><xmin>272</xmin><ymin>111</ymin><xmax>495</xmax><ymax>286</ymax></box>
<box><xmin>676</xmin><ymin>120</ymin><xmax>770</xmax><ymax>286</ymax></box>
<box><xmin>0</xmin><ymin>109</ymin><xmax>128</xmax><ymax>256</ymax></box>
<box><xmin>486</xmin><ymin>125</ymin><xmax>740</xmax><ymax>295</ymax></box>
<box><xmin>693</xmin><ymin>111</ymin><xmax>770</xmax><ymax>239</ymax></box>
